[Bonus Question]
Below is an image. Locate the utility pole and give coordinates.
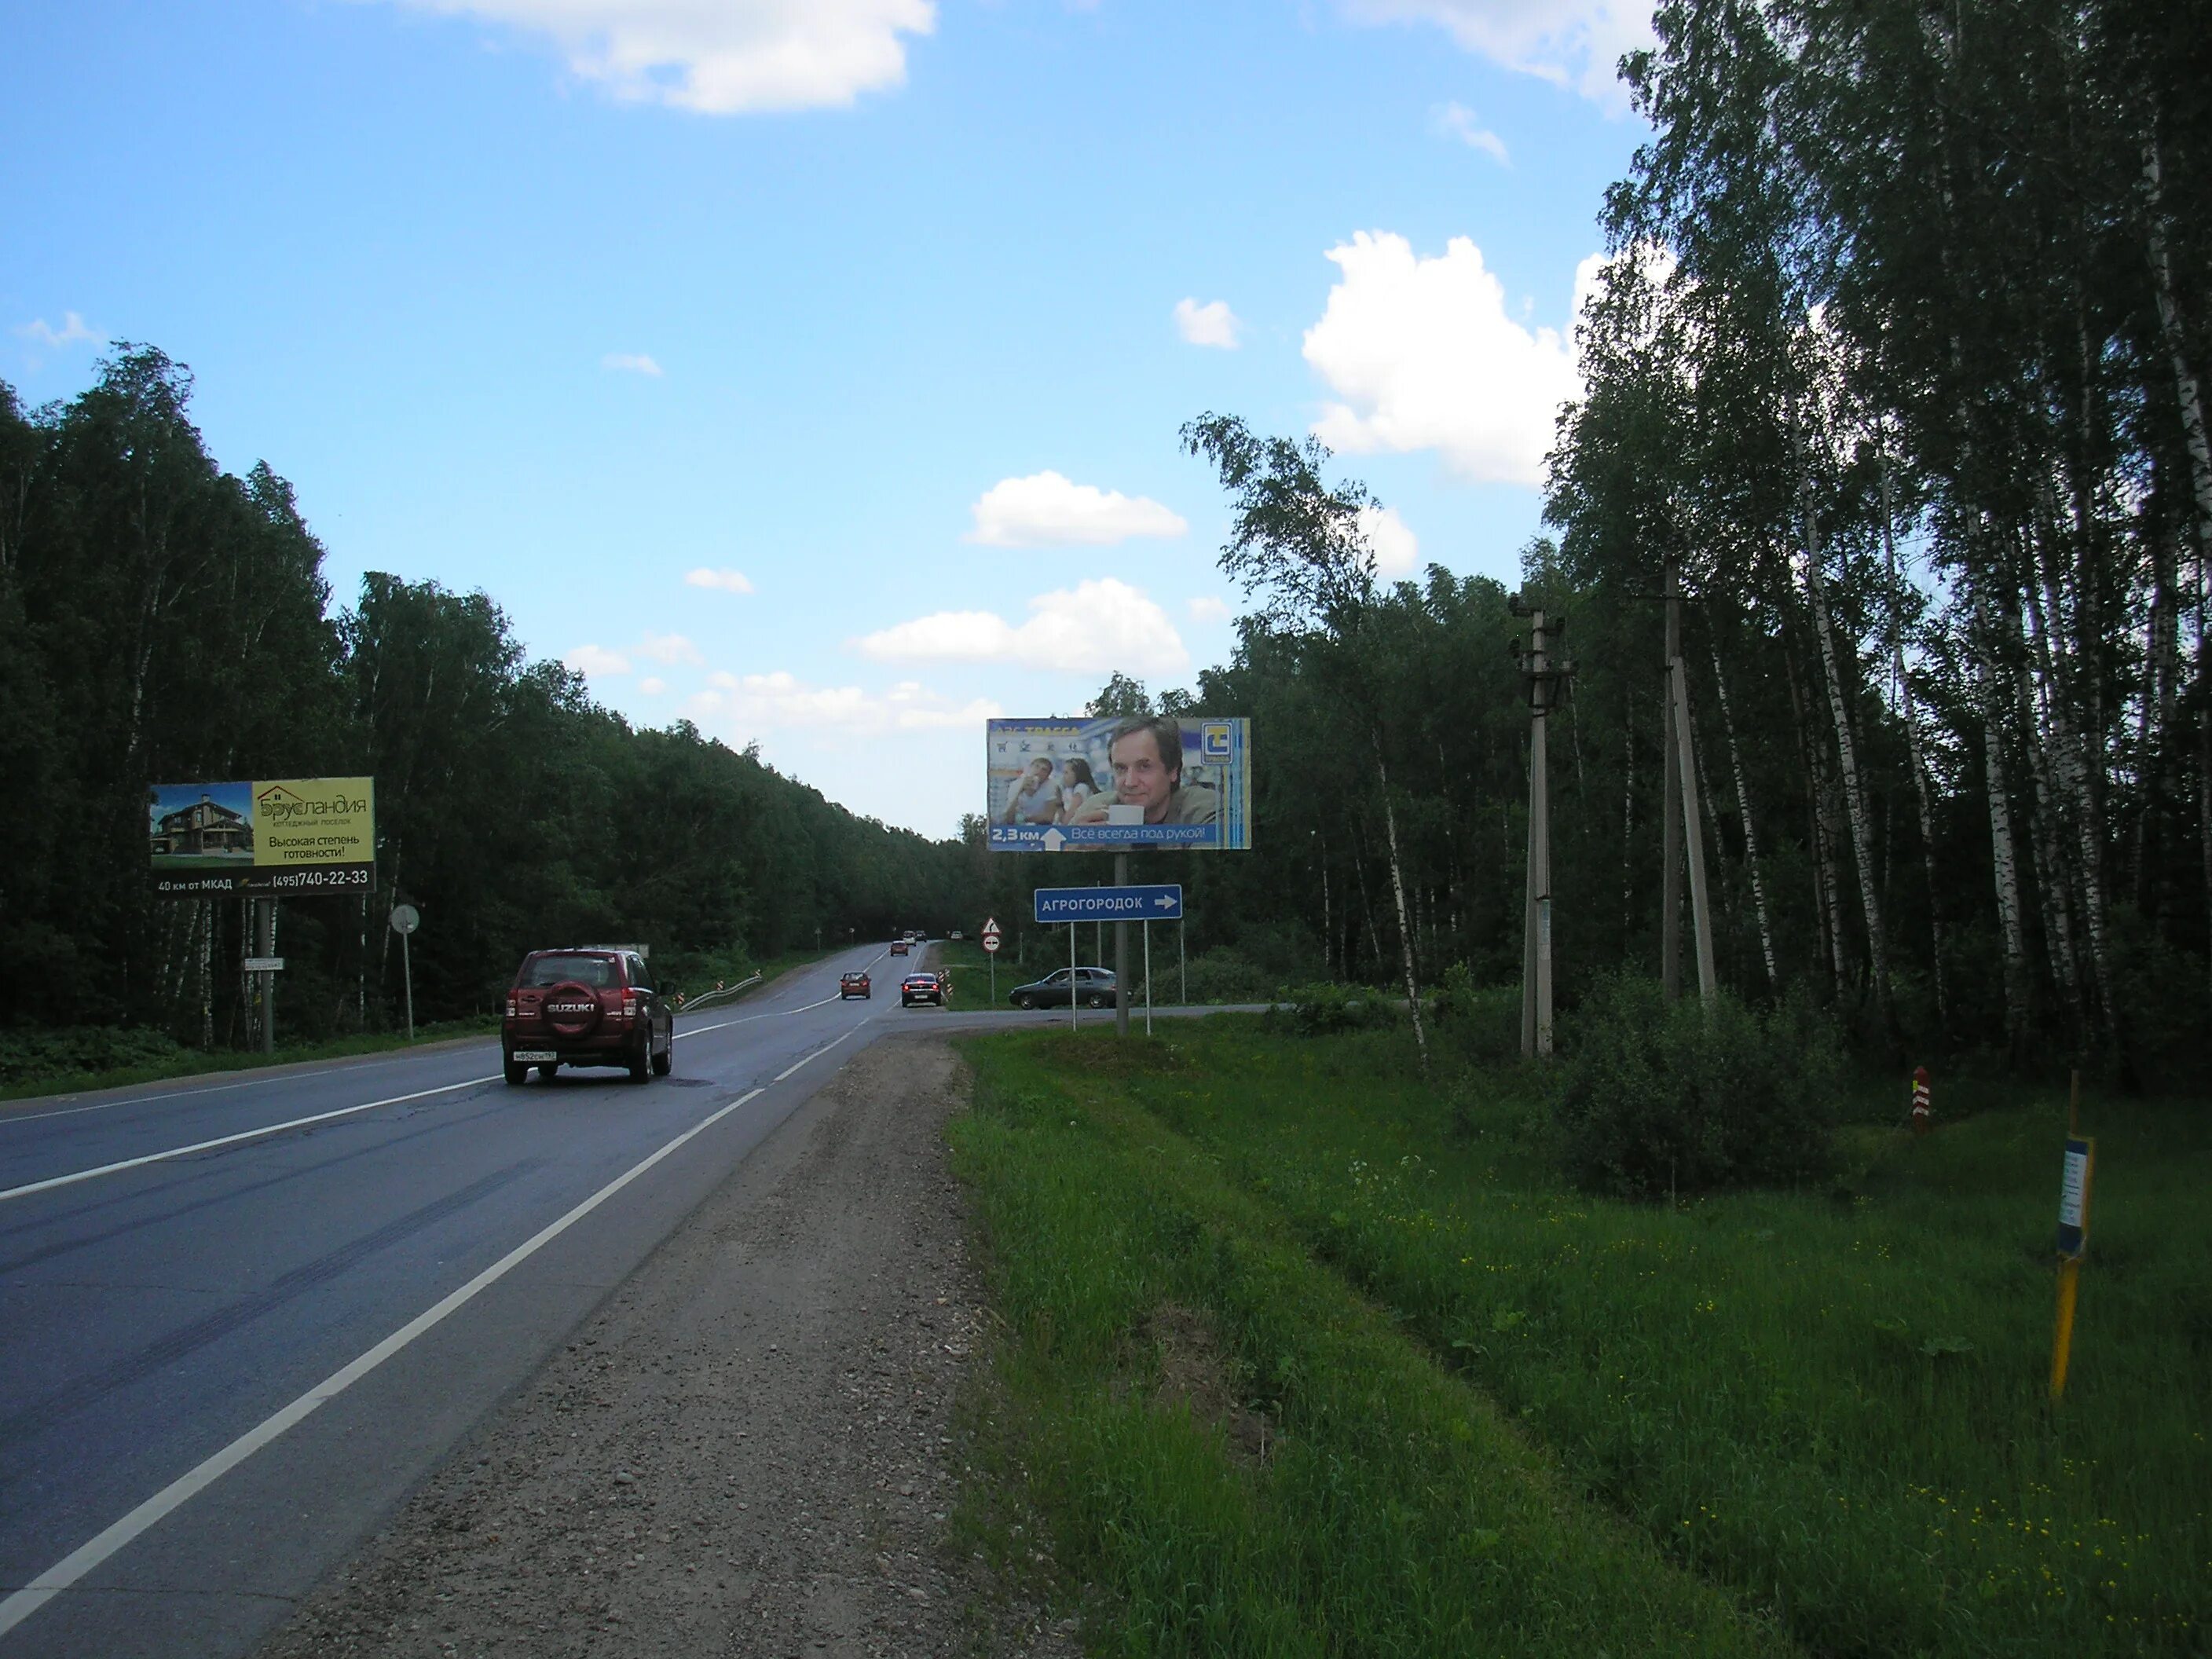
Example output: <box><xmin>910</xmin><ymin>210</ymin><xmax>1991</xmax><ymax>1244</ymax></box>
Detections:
<box><xmin>1114</xmin><ymin>852</ymin><xmax>1130</xmax><ymax>1038</ymax></box>
<box><xmin>1671</xmin><ymin>656</ymin><xmax>1719</xmax><ymax>1002</ymax></box>
<box><xmin>1661</xmin><ymin>556</ymin><xmax>1683</xmax><ymax>1002</ymax></box>
<box><xmin>1514</xmin><ymin>598</ymin><xmax>1574</xmax><ymax>1057</ymax></box>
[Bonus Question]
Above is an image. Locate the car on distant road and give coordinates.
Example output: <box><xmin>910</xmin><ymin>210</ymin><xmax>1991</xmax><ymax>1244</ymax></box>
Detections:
<box><xmin>503</xmin><ymin>947</ymin><xmax>672</xmax><ymax>1085</ymax></box>
<box><xmin>949</xmin><ymin>929</ymin><xmax>963</xmax><ymax>939</ymax></box>
<box><xmin>889</xmin><ymin>938</ymin><xmax>910</xmax><ymax>956</ymax></box>
<box><xmin>1007</xmin><ymin>967</ymin><xmax>1117</xmax><ymax>1010</ymax></box>
<box><xmin>839</xmin><ymin>971</ymin><xmax>871</xmax><ymax>1000</ymax></box>
<box><xmin>901</xmin><ymin>971</ymin><xmax>946</xmax><ymax>1007</ymax></box>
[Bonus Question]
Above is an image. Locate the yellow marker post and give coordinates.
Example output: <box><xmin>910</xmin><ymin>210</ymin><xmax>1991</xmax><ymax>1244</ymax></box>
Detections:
<box><xmin>2049</xmin><ymin>1074</ymin><xmax>2096</xmax><ymax>1404</ymax></box>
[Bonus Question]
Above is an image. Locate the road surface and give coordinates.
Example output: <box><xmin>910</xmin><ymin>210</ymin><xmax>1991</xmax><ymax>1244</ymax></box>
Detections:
<box><xmin>0</xmin><ymin>943</ymin><xmax>1156</xmax><ymax>1658</ymax></box>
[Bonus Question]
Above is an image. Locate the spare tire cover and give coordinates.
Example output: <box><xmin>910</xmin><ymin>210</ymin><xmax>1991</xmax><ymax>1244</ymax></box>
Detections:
<box><xmin>544</xmin><ymin>980</ymin><xmax>604</xmax><ymax>1036</ymax></box>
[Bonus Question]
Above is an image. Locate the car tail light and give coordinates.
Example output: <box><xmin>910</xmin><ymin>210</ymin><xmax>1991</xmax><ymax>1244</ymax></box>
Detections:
<box><xmin>621</xmin><ymin>990</ymin><xmax>638</xmax><ymax>1021</ymax></box>
<box><xmin>506</xmin><ymin>996</ymin><xmax>517</xmax><ymax>1019</ymax></box>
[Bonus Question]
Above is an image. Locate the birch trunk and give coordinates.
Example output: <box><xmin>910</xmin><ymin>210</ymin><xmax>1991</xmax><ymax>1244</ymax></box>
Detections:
<box><xmin>1800</xmin><ymin>479</ymin><xmax>1897</xmax><ymax>1032</ymax></box>
<box><xmin>1708</xmin><ymin>639</ymin><xmax>1779</xmax><ymax>992</ymax></box>
<box><xmin>1880</xmin><ymin>457</ymin><xmax>1950</xmax><ymax>1024</ymax></box>
<box><xmin>1973</xmin><ymin>595</ymin><xmax>2034</xmax><ymax>1059</ymax></box>
<box><xmin>1371</xmin><ymin>733</ymin><xmax>1430</xmax><ymax>1071</ymax></box>
<box><xmin>1785</xmin><ymin>642</ymin><xmax>1844</xmax><ymax>989</ymax></box>
<box><xmin>2144</xmin><ymin>137</ymin><xmax>2212</xmax><ymax>566</ymax></box>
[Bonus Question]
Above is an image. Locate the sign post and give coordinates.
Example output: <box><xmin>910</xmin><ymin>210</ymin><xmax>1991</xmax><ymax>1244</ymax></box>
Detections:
<box><xmin>2051</xmin><ymin>1073</ymin><xmax>2096</xmax><ymax>1404</ymax></box>
<box><xmin>1911</xmin><ymin>1066</ymin><xmax>1932</xmax><ymax>1135</ymax></box>
<box><xmin>982</xmin><ymin>917</ymin><xmax>1001</xmax><ymax>1005</ymax></box>
<box><xmin>390</xmin><ymin>903</ymin><xmax>420</xmax><ymax>1042</ymax></box>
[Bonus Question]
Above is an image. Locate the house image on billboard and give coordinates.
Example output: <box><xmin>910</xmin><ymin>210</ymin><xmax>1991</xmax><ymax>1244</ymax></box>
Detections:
<box><xmin>150</xmin><ymin>793</ymin><xmax>253</xmax><ymax>859</ymax></box>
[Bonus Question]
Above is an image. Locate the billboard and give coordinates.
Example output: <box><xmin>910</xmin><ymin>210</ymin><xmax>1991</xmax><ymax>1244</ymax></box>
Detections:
<box><xmin>149</xmin><ymin>776</ymin><xmax>376</xmax><ymax>896</ymax></box>
<box><xmin>987</xmin><ymin>715</ymin><xmax>1249</xmax><ymax>851</ymax></box>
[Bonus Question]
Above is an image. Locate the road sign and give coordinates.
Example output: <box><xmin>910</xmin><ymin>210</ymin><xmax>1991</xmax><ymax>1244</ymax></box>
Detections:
<box><xmin>983</xmin><ymin>934</ymin><xmax>1001</xmax><ymax>953</ymax></box>
<box><xmin>244</xmin><ymin>957</ymin><xmax>284</xmax><ymax>972</ymax></box>
<box><xmin>1032</xmin><ymin>884</ymin><xmax>1183</xmax><ymax>924</ymax></box>
<box><xmin>389</xmin><ymin>903</ymin><xmax>419</xmax><ymax>935</ymax></box>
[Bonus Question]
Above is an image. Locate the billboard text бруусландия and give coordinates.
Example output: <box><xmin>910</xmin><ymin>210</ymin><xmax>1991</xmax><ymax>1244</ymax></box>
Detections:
<box><xmin>148</xmin><ymin>777</ymin><xmax>376</xmax><ymax>895</ymax></box>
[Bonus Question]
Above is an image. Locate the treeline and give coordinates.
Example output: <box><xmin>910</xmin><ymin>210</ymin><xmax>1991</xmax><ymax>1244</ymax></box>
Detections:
<box><xmin>971</xmin><ymin>0</ymin><xmax>2210</xmax><ymax>1082</ymax></box>
<box><xmin>0</xmin><ymin>347</ymin><xmax>971</xmax><ymax>1042</ymax></box>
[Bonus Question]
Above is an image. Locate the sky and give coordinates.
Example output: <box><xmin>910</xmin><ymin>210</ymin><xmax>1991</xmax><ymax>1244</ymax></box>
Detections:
<box><xmin>2</xmin><ymin>0</ymin><xmax>1655</xmax><ymax>838</ymax></box>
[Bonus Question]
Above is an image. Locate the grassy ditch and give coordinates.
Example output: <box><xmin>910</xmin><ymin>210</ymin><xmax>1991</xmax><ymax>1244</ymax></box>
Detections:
<box><xmin>0</xmin><ymin>1016</ymin><xmax>502</xmax><ymax>1104</ymax></box>
<box><xmin>949</xmin><ymin>1020</ymin><xmax>2209</xmax><ymax>1657</ymax></box>
<box><xmin>947</xmin><ymin>1027</ymin><xmax>1789</xmax><ymax>1657</ymax></box>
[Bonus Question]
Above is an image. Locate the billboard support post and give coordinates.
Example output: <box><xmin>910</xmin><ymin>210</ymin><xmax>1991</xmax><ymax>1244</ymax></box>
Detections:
<box><xmin>1144</xmin><ymin>920</ymin><xmax>1153</xmax><ymax>1035</ymax></box>
<box><xmin>401</xmin><ymin>928</ymin><xmax>414</xmax><ymax>1043</ymax></box>
<box><xmin>1115</xmin><ymin>853</ymin><xmax>1130</xmax><ymax>1038</ymax></box>
<box><xmin>1180</xmin><ymin>917</ymin><xmax>1186</xmax><ymax>1007</ymax></box>
<box><xmin>254</xmin><ymin>898</ymin><xmax>276</xmax><ymax>1055</ymax></box>
<box><xmin>1069</xmin><ymin>921</ymin><xmax>1077</xmax><ymax>1034</ymax></box>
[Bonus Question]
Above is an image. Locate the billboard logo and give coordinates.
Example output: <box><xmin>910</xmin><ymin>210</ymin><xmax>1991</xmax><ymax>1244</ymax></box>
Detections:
<box><xmin>1201</xmin><ymin>722</ymin><xmax>1232</xmax><ymax>759</ymax></box>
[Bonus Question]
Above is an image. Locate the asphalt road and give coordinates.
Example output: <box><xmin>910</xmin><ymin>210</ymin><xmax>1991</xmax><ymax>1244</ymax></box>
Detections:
<box><xmin>0</xmin><ymin>942</ymin><xmax>1162</xmax><ymax>1659</ymax></box>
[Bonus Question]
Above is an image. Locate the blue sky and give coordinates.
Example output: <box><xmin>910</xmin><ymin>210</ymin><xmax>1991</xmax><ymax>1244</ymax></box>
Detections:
<box><xmin>3</xmin><ymin>0</ymin><xmax>1652</xmax><ymax>837</ymax></box>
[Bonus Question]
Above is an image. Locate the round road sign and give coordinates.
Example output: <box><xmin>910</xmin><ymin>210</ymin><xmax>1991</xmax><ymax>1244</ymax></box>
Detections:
<box><xmin>389</xmin><ymin>903</ymin><xmax>420</xmax><ymax>936</ymax></box>
<box><xmin>983</xmin><ymin>934</ymin><xmax>1001</xmax><ymax>954</ymax></box>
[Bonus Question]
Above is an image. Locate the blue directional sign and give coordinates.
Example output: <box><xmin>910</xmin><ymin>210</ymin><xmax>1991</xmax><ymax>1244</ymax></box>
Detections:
<box><xmin>1033</xmin><ymin>884</ymin><xmax>1184</xmax><ymax>923</ymax></box>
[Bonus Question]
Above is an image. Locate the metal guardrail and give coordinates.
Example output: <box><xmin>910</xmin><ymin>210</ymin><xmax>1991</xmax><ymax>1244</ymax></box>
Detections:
<box><xmin>671</xmin><ymin>971</ymin><xmax>763</xmax><ymax>1015</ymax></box>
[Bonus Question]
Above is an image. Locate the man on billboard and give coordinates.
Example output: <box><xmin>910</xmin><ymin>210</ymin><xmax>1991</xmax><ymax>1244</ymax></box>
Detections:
<box><xmin>1066</xmin><ymin>714</ymin><xmax>1218</xmax><ymax>827</ymax></box>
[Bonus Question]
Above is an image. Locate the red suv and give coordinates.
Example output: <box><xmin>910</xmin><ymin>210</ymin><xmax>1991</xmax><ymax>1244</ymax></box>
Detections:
<box><xmin>503</xmin><ymin>947</ymin><xmax>673</xmax><ymax>1085</ymax></box>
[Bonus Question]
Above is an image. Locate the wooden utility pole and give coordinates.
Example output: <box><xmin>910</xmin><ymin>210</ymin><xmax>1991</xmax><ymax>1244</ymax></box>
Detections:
<box><xmin>1670</xmin><ymin>657</ymin><xmax>1719</xmax><ymax>1002</ymax></box>
<box><xmin>1515</xmin><ymin>599</ymin><xmax>1573</xmax><ymax>1057</ymax></box>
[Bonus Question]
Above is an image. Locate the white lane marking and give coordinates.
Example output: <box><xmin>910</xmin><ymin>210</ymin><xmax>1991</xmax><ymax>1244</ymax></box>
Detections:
<box><xmin>772</xmin><ymin>1020</ymin><xmax>869</xmax><ymax>1082</ymax></box>
<box><xmin>0</xmin><ymin>1076</ymin><xmax>502</xmax><ymax>1207</ymax></box>
<box><xmin>674</xmin><ymin>991</ymin><xmax>847</xmax><ymax>1041</ymax></box>
<box><xmin>0</xmin><ymin>1084</ymin><xmax>772</xmax><ymax>1642</ymax></box>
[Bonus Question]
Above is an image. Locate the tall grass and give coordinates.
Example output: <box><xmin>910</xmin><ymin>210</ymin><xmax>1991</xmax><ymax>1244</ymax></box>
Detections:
<box><xmin>1081</xmin><ymin>1019</ymin><xmax>2210</xmax><ymax>1655</ymax></box>
<box><xmin>949</xmin><ymin>1032</ymin><xmax>1787</xmax><ymax>1657</ymax></box>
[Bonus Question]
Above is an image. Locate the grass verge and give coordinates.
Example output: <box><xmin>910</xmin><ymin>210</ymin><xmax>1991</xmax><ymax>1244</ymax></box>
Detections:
<box><xmin>952</xmin><ymin>1018</ymin><xmax>2208</xmax><ymax>1656</ymax></box>
<box><xmin>0</xmin><ymin>1016</ymin><xmax>501</xmax><ymax>1105</ymax></box>
<box><xmin>947</xmin><ymin>1027</ymin><xmax>1789</xmax><ymax>1656</ymax></box>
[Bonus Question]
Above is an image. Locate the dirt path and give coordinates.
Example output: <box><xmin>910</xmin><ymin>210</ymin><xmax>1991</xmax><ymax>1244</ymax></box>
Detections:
<box><xmin>255</xmin><ymin>1035</ymin><xmax>1074</xmax><ymax>1658</ymax></box>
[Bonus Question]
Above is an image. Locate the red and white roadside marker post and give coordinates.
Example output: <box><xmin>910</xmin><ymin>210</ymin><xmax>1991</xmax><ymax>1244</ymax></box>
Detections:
<box><xmin>981</xmin><ymin>917</ymin><xmax>1001</xmax><ymax>1005</ymax></box>
<box><xmin>1911</xmin><ymin>1065</ymin><xmax>1932</xmax><ymax>1137</ymax></box>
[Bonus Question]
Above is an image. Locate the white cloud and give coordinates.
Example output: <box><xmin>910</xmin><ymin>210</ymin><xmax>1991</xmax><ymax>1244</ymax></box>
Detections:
<box><xmin>1432</xmin><ymin>101</ymin><xmax>1508</xmax><ymax>164</ymax></box>
<box><xmin>638</xmin><ymin>630</ymin><xmax>702</xmax><ymax>665</ymax></box>
<box><xmin>386</xmin><ymin>0</ymin><xmax>936</xmax><ymax>113</ymax></box>
<box><xmin>563</xmin><ymin>643</ymin><xmax>632</xmax><ymax>676</ymax></box>
<box><xmin>15</xmin><ymin>311</ymin><xmax>96</xmax><ymax>350</ymax></box>
<box><xmin>1341</xmin><ymin>0</ymin><xmax>1655</xmax><ymax>110</ymax></box>
<box><xmin>1186</xmin><ymin>595</ymin><xmax>1232</xmax><ymax>624</ymax></box>
<box><xmin>1359</xmin><ymin>504</ymin><xmax>1422</xmax><ymax>577</ymax></box>
<box><xmin>852</xmin><ymin>577</ymin><xmax>1188</xmax><ymax>676</ymax></box>
<box><xmin>966</xmin><ymin>471</ymin><xmax>1188</xmax><ymax>548</ymax></box>
<box><xmin>1305</xmin><ymin>230</ymin><xmax>1588</xmax><ymax>489</ymax></box>
<box><xmin>1173</xmin><ymin>297</ymin><xmax>1243</xmax><ymax>349</ymax></box>
<box><xmin>685</xmin><ymin>672</ymin><xmax>1000</xmax><ymax>736</ymax></box>
<box><xmin>684</xmin><ymin>567</ymin><xmax>755</xmax><ymax>593</ymax></box>
<box><xmin>639</xmin><ymin>676</ymin><xmax>668</xmax><ymax>694</ymax></box>
<box><xmin>602</xmin><ymin>351</ymin><xmax>663</xmax><ymax>375</ymax></box>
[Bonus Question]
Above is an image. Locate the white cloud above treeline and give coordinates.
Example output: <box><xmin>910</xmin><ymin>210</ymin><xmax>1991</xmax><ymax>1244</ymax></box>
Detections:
<box><xmin>384</xmin><ymin>0</ymin><xmax>935</xmax><ymax>113</ymax></box>
<box><xmin>1186</xmin><ymin>595</ymin><xmax>1232</xmax><ymax>624</ymax></box>
<box><xmin>1174</xmin><ymin>298</ymin><xmax>1243</xmax><ymax>349</ymax></box>
<box><xmin>602</xmin><ymin>351</ymin><xmax>663</xmax><ymax>375</ymax></box>
<box><xmin>684</xmin><ymin>567</ymin><xmax>754</xmax><ymax>592</ymax></box>
<box><xmin>965</xmin><ymin>472</ymin><xmax>1188</xmax><ymax>548</ymax></box>
<box><xmin>1304</xmin><ymin>230</ymin><xmax>1599</xmax><ymax>489</ymax></box>
<box><xmin>563</xmin><ymin>643</ymin><xmax>632</xmax><ymax>676</ymax></box>
<box><xmin>1432</xmin><ymin>101</ymin><xmax>1508</xmax><ymax>163</ymax></box>
<box><xmin>1358</xmin><ymin>504</ymin><xmax>1421</xmax><ymax>577</ymax></box>
<box><xmin>688</xmin><ymin>671</ymin><xmax>999</xmax><ymax>734</ymax></box>
<box><xmin>16</xmin><ymin>312</ymin><xmax>96</xmax><ymax>350</ymax></box>
<box><xmin>853</xmin><ymin>578</ymin><xmax>1188</xmax><ymax>676</ymax></box>
<box><xmin>1339</xmin><ymin>0</ymin><xmax>1654</xmax><ymax>109</ymax></box>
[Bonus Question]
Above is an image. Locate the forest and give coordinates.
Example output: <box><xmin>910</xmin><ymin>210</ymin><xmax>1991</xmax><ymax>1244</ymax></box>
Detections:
<box><xmin>0</xmin><ymin>348</ymin><xmax>973</xmax><ymax>1045</ymax></box>
<box><xmin>8</xmin><ymin>0</ymin><xmax>2208</xmax><ymax>1086</ymax></box>
<box><xmin>971</xmin><ymin>0</ymin><xmax>2212</xmax><ymax>1086</ymax></box>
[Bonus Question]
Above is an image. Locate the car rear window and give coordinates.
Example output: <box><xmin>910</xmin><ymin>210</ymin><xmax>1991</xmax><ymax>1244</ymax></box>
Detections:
<box><xmin>520</xmin><ymin>954</ymin><xmax>619</xmax><ymax>988</ymax></box>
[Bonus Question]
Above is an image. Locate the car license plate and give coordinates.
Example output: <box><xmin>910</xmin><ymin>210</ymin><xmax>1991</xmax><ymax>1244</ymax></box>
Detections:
<box><xmin>511</xmin><ymin>1049</ymin><xmax>558</xmax><ymax>1062</ymax></box>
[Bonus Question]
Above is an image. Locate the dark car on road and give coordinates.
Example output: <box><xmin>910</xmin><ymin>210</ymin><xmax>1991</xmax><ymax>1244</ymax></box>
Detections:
<box><xmin>1006</xmin><ymin>967</ymin><xmax>1117</xmax><ymax>1010</ymax></box>
<box><xmin>503</xmin><ymin>947</ymin><xmax>673</xmax><ymax>1085</ymax></box>
<box><xmin>840</xmin><ymin>971</ymin><xmax>871</xmax><ymax>999</ymax></box>
<box><xmin>901</xmin><ymin>971</ymin><xmax>947</xmax><ymax>1007</ymax></box>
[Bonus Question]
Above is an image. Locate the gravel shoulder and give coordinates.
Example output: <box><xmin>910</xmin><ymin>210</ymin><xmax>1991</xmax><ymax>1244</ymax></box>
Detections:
<box><xmin>255</xmin><ymin>1031</ymin><xmax>1073</xmax><ymax>1659</ymax></box>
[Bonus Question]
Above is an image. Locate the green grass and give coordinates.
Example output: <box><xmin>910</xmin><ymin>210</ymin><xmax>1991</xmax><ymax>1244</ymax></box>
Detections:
<box><xmin>948</xmin><ymin>1028</ymin><xmax>1791</xmax><ymax>1657</ymax></box>
<box><xmin>0</xmin><ymin>1016</ymin><xmax>502</xmax><ymax>1104</ymax></box>
<box><xmin>950</xmin><ymin>1019</ymin><xmax>2208</xmax><ymax>1655</ymax></box>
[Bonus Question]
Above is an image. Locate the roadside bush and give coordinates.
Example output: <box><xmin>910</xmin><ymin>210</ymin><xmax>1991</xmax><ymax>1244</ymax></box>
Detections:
<box><xmin>1263</xmin><ymin>982</ymin><xmax>1402</xmax><ymax>1035</ymax></box>
<box><xmin>1549</xmin><ymin>973</ymin><xmax>1840</xmax><ymax>1199</ymax></box>
<box><xmin>1430</xmin><ymin>961</ymin><xmax>1519</xmax><ymax>1064</ymax></box>
<box><xmin>0</xmin><ymin>1025</ymin><xmax>188</xmax><ymax>1087</ymax></box>
<box><xmin>1166</xmin><ymin>947</ymin><xmax>1276</xmax><ymax>1005</ymax></box>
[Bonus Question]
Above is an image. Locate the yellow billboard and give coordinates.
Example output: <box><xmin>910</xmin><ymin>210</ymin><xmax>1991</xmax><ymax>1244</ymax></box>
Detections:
<box><xmin>150</xmin><ymin>776</ymin><xmax>376</xmax><ymax>896</ymax></box>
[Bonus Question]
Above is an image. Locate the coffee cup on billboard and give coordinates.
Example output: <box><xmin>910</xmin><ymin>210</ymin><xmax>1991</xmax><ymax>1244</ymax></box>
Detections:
<box><xmin>1107</xmin><ymin>803</ymin><xmax>1143</xmax><ymax>825</ymax></box>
